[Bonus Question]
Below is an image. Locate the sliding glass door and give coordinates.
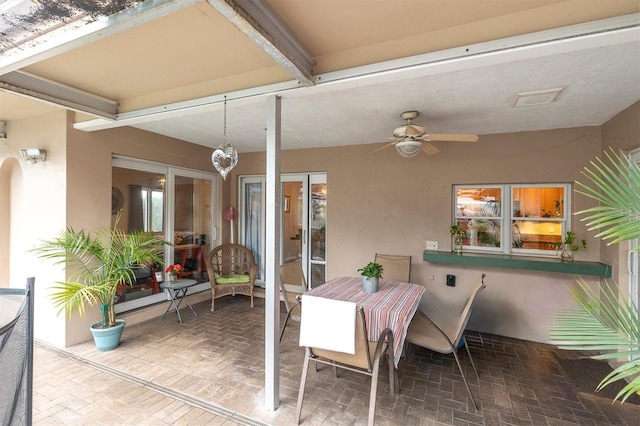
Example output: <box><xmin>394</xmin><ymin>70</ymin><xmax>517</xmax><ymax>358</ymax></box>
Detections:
<box><xmin>240</xmin><ymin>173</ymin><xmax>327</xmax><ymax>289</ymax></box>
<box><xmin>113</xmin><ymin>157</ymin><xmax>218</xmax><ymax>313</ymax></box>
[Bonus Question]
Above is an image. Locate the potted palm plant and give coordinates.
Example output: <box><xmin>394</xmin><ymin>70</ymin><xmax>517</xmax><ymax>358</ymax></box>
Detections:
<box><xmin>551</xmin><ymin>148</ymin><xmax>640</xmax><ymax>402</ymax></box>
<box><xmin>33</xmin><ymin>216</ymin><xmax>168</xmax><ymax>351</ymax></box>
<box><xmin>358</xmin><ymin>262</ymin><xmax>383</xmax><ymax>293</ymax></box>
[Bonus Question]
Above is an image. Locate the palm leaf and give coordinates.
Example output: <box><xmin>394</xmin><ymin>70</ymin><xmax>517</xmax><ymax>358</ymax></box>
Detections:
<box><xmin>574</xmin><ymin>149</ymin><xmax>640</xmax><ymax>247</ymax></box>
<box><xmin>552</xmin><ymin>148</ymin><xmax>640</xmax><ymax>403</ymax></box>
<box><xmin>551</xmin><ymin>279</ymin><xmax>640</xmax><ymax>402</ymax></box>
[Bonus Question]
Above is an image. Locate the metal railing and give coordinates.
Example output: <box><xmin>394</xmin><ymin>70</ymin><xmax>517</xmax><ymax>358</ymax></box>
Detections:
<box><xmin>0</xmin><ymin>277</ymin><xmax>34</xmax><ymax>426</ymax></box>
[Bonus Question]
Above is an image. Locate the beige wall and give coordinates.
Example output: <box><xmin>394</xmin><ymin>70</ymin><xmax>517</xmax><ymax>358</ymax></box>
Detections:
<box><xmin>0</xmin><ymin>110</ymin><xmax>68</xmax><ymax>345</ymax></box>
<box><xmin>2</xmin><ymin>101</ymin><xmax>638</xmax><ymax>347</ymax></box>
<box><xmin>0</xmin><ymin>112</ymin><xmax>219</xmax><ymax>347</ymax></box>
<box><xmin>62</xmin><ymin>124</ymin><xmax>219</xmax><ymax>345</ymax></box>
<box><xmin>232</xmin><ymin>124</ymin><xmax>612</xmax><ymax>343</ymax></box>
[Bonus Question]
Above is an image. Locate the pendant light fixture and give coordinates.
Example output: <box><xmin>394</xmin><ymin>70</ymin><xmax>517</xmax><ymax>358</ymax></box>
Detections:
<box><xmin>211</xmin><ymin>96</ymin><xmax>238</xmax><ymax>180</ymax></box>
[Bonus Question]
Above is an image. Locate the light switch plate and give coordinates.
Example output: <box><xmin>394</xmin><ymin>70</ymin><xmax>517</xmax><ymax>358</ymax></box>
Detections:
<box><xmin>426</xmin><ymin>240</ymin><xmax>438</xmax><ymax>250</ymax></box>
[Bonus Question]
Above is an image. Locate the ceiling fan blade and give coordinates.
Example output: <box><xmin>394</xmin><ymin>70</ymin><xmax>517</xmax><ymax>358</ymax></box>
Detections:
<box><xmin>421</xmin><ymin>142</ymin><xmax>440</xmax><ymax>155</ymax></box>
<box><xmin>405</xmin><ymin>124</ymin><xmax>426</xmax><ymax>137</ymax></box>
<box><xmin>371</xmin><ymin>141</ymin><xmax>397</xmax><ymax>153</ymax></box>
<box><xmin>427</xmin><ymin>133</ymin><xmax>479</xmax><ymax>142</ymax></box>
<box><xmin>393</xmin><ymin>124</ymin><xmax>426</xmax><ymax>138</ymax></box>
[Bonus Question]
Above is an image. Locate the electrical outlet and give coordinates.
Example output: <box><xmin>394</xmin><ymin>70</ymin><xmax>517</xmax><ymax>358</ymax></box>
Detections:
<box><xmin>428</xmin><ymin>274</ymin><xmax>435</xmax><ymax>281</ymax></box>
<box><xmin>426</xmin><ymin>240</ymin><xmax>438</xmax><ymax>251</ymax></box>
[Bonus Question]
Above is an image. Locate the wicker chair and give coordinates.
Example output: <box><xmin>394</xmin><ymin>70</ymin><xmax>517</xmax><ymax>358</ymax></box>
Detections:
<box><xmin>205</xmin><ymin>244</ymin><xmax>257</xmax><ymax>311</ymax></box>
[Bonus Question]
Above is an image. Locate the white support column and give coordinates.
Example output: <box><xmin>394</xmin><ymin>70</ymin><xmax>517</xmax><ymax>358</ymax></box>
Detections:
<box><xmin>264</xmin><ymin>95</ymin><xmax>281</xmax><ymax>410</ymax></box>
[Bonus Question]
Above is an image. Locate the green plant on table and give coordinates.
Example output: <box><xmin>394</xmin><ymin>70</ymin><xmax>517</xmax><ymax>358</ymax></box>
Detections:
<box><xmin>550</xmin><ymin>148</ymin><xmax>640</xmax><ymax>403</ymax></box>
<box><xmin>32</xmin><ymin>214</ymin><xmax>168</xmax><ymax>328</ymax></box>
<box><xmin>358</xmin><ymin>262</ymin><xmax>383</xmax><ymax>279</ymax></box>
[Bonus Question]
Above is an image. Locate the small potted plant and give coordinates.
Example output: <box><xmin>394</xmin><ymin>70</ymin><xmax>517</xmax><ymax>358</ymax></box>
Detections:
<box><xmin>357</xmin><ymin>262</ymin><xmax>383</xmax><ymax>293</ymax></box>
<box><xmin>450</xmin><ymin>223</ymin><xmax>465</xmax><ymax>254</ymax></box>
<box><xmin>554</xmin><ymin>231</ymin><xmax>587</xmax><ymax>261</ymax></box>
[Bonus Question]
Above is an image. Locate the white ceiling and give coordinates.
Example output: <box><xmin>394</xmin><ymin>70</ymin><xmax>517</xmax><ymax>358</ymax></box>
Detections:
<box><xmin>129</xmin><ymin>36</ymin><xmax>640</xmax><ymax>153</ymax></box>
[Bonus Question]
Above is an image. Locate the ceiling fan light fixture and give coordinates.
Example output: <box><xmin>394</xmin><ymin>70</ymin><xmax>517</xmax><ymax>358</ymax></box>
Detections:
<box><xmin>395</xmin><ymin>140</ymin><xmax>422</xmax><ymax>158</ymax></box>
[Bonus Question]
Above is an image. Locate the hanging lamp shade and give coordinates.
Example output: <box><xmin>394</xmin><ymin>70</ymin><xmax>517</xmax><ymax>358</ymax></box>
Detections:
<box><xmin>395</xmin><ymin>140</ymin><xmax>422</xmax><ymax>158</ymax></box>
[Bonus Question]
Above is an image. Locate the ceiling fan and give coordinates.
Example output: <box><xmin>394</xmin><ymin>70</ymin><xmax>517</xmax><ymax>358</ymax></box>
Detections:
<box><xmin>374</xmin><ymin>111</ymin><xmax>479</xmax><ymax>157</ymax></box>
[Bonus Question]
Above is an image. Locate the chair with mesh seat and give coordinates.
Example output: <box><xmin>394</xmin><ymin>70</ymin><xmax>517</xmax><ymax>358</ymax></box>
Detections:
<box><xmin>374</xmin><ymin>253</ymin><xmax>411</xmax><ymax>282</ymax></box>
<box><xmin>279</xmin><ymin>260</ymin><xmax>307</xmax><ymax>341</ymax></box>
<box><xmin>295</xmin><ymin>295</ymin><xmax>395</xmax><ymax>426</ymax></box>
<box><xmin>405</xmin><ymin>273</ymin><xmax>486</xmax><ymax>411</ymax></box>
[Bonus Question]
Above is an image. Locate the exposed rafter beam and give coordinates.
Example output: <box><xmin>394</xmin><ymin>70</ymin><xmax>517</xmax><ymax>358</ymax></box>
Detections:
<box><xmin>206</xmin><ymin>0</ymin><xmax>315</xmax><ymax>86</ymax></box>
<box><xmin>0</xmin><ymin>71</ymin><xmax>118</xmax><ymax>119</ymax></box>
<box><xmin>0</xmin><ymin>0</ymin><xmax>202</xmax><ymax>76</ymax></box>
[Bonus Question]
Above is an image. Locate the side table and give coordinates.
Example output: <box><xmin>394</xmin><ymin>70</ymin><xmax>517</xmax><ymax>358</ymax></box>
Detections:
<box><xmin>160</xmin><ymin>279</ymin><xmax>198</xmax><ymax>323</ymax></box>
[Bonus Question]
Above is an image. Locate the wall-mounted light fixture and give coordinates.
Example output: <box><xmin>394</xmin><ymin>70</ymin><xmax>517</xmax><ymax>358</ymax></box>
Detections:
<box><xmin>20</xmin><ymin>148</ymin><xmax>47</xmax><ymax>164</ymax></box>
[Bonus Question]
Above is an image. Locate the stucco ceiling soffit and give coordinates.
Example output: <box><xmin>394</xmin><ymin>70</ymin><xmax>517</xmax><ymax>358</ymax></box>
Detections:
<box><xmin>74</xmin><ymin>13</ymin><xmax>640</xmax><ymax>134</ymax></box>
<box><xmin>313</xmin><ymin>13</ymin><xmax>640</xmax><ymax>87</ymax></box>
<box><xmin>0</xmin><ymin>71</ymin><xmax>118</xmax><ymax>119</ymax></box>
<box><xmin>0</xmin><ymin>0</ymin><xmax>202</xmax><ymax>76</ymax></box>
<box><xmin>205</xmin><ymin>0</ymin><xmax>315</xmax><ymax>86</ymax></box>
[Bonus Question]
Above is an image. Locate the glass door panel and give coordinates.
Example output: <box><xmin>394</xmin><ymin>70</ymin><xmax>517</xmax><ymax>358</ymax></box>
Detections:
<box><xmin>173</xmin><ymin>175</ymin><xmax>213</xmax><ymax>282</ymax></box>
<box><xmin>309</xmin><ymin>179</ymin><xmax>327</xmax><ymax>288</ymax></box>
<box><xmin>113</xmin><ymin>159</ymin><xmax>217</xmax><ymax>314</ymax></box>
<box><xmin>242</xmin><ymin>178</ymin><xmax>265</xmax><ymax>283</ymax></box>
<box><xmin>112</xmin><ymin>166</ymin><xmax>166</xmax><ymax>305</ymax></box>
<box><xmin>281</xmin><ymin>176</ymin><xmax>308</xmax><ymax>290</ymax></box>
<box><xmin>241</xmin><ymin>173</ymin><xmax>327</xmax><ymax>290</ymax></box>
<box><xmin>282</xmin><ymin>180</ymin><xmax>304</xmax><ymax>264</ymax></box>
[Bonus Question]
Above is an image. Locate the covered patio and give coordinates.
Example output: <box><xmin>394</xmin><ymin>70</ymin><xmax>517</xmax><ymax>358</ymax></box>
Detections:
<box><xmin>33</xmin><ymin>295</ymin><xmax>640</xmax><ymax>425</ymax></box>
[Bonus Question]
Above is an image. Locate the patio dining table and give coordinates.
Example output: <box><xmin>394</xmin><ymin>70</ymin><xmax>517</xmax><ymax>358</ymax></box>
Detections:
<box><xmin>305</xmin><ymin>276</ymin><xmax>425</xmax><ymax>367</ymax></box>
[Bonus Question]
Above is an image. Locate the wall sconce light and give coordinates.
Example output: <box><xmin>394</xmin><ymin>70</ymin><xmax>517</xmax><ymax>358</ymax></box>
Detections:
<box><xmin>20</xmin><ymin>148</ymin><xmax>47</xmax><ymax>164</ymax></box>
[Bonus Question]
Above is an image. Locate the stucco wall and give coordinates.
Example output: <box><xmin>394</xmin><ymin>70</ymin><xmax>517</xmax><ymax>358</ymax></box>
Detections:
<box><xmin>232</xmin><ymin>125</ymin><xmax>605</xmax><ymax>343</ymax></box>
<box><xmin>0</xmin><ymin>110</ymin><xmax>68</xmax><ymax>345</ymax></box>
<box><xmin>60</xmin><ymin>123</ymin><xmax>220</xmax><ymax>345</ymax></box>
<box><xmin>0</xmin><ymin>111</ymin><xmax>220</xmax><ymax>347</ymax></box>
<box><xmin>2</xmin><ymin>101</ymin><xmax>638</xmax><ymax>348</ymax></box>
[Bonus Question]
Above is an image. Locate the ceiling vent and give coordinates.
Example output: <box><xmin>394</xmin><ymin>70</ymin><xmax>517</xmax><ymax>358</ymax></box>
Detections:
<box><xmin>513</xmin><ymin>87</ymin><xmax>563</xmax><ymax>107</ymax></box>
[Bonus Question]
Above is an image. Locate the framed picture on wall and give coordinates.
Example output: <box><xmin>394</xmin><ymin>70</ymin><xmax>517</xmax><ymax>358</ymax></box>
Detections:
<box><xmin>284</xmin><ymin>196</ymin><xmax>290</xmax><ymax>213</ymax></box>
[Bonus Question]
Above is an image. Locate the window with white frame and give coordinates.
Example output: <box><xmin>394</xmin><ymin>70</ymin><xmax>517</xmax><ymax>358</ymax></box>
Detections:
<box><xmin>453</xmin><ymin>184</ymin><xmax>570</xmax><ymax>256</ymax></box>
<box><xmin>141</xmin><ymin>187</ymin><xmax>164</xmax><ymax>232</ymax></box>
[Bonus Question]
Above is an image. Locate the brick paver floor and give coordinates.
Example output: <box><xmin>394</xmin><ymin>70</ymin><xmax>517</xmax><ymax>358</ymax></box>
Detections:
<box><xmin>32</xmin><ymin>295</ymin><xmax>640</xmax><ymax>425</ymax></box>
